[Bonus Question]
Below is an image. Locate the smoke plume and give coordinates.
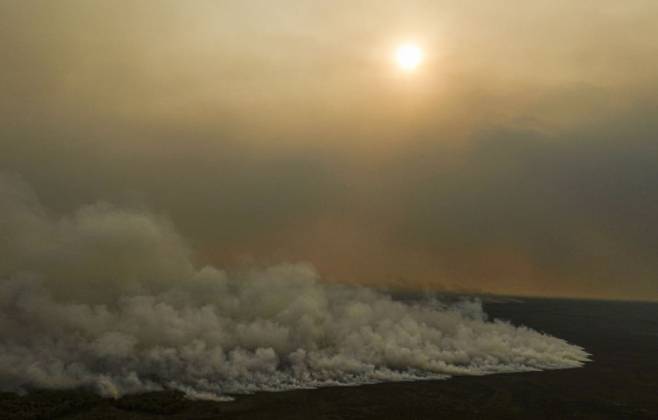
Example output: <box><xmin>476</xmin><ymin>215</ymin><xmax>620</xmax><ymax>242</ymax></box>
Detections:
<box><xmin>0</xmin><ymin>174</ymin><xmax>589</xmax><ymax>400</ymax></box>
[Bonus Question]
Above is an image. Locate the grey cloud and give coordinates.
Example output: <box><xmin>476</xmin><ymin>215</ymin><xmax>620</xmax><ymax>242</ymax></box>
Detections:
<box><xmin>0</xmin><ymin>175</ymin><xmax>588</xmax><ymax>399</ymax></box>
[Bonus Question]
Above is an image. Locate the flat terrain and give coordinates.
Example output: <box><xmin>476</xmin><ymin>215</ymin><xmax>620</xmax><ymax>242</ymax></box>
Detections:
<box><xmin>2</xmin><ymin>298</ymin><xmax>657</xmax><ymax>419</ymax></box>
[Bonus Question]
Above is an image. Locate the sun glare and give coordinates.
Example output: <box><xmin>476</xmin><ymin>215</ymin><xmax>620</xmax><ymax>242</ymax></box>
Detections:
<box><xmin>395</xmin><ymin>43</ymin><xmax>423</xmax><ymax>72</ymax></box>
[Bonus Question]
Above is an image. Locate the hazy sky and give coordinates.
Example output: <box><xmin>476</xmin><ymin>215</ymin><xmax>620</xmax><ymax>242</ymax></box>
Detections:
<box><xmin>1</xmin><ymin>0</ymin><xmax>657</xmax><ymax>300</ymax></box>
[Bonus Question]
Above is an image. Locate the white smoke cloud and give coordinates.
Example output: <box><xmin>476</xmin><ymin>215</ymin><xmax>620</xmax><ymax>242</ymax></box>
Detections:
<box><xmin>0</xmin><ymin>174</ymin><xmax>589</xmax><ymax>399</ymax></box>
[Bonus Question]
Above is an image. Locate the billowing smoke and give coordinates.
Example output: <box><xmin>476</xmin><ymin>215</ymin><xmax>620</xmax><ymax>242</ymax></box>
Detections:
<box><xmin>0</xmin><ymin>174</ymin><xmax>589</xmax><ymax>400</ymax></box>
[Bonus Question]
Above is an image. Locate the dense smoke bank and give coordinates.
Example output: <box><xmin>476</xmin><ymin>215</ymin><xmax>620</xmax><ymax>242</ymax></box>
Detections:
<box><xmin>0</xmin><ymin>175</ymin><xmax>589</xmax><ymax>400</ymax></box>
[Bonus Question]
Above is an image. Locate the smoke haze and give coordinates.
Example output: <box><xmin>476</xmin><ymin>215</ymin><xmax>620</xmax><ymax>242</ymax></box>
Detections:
<box><xmin>0</xmin><ymin>175</ymin><xmax>589</xmax><ymax>399</ymax></box>
<box><xmin>1</xmin><ymin>1</ymin><xmax>657</xmax><ymax>300</ymax></box>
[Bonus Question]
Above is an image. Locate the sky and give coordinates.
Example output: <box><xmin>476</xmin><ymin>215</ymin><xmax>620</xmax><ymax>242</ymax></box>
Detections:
<box><xmin>1</xmin><ymin>0</ymin><xmax>657</xmax><ymax>300</ymax></box>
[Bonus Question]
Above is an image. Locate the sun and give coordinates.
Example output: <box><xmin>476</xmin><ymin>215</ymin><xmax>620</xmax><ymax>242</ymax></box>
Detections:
<box><xmin>395</xmin><ymin>43</ymin><xmax>424</xmax><ymax>72</ymax></box>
